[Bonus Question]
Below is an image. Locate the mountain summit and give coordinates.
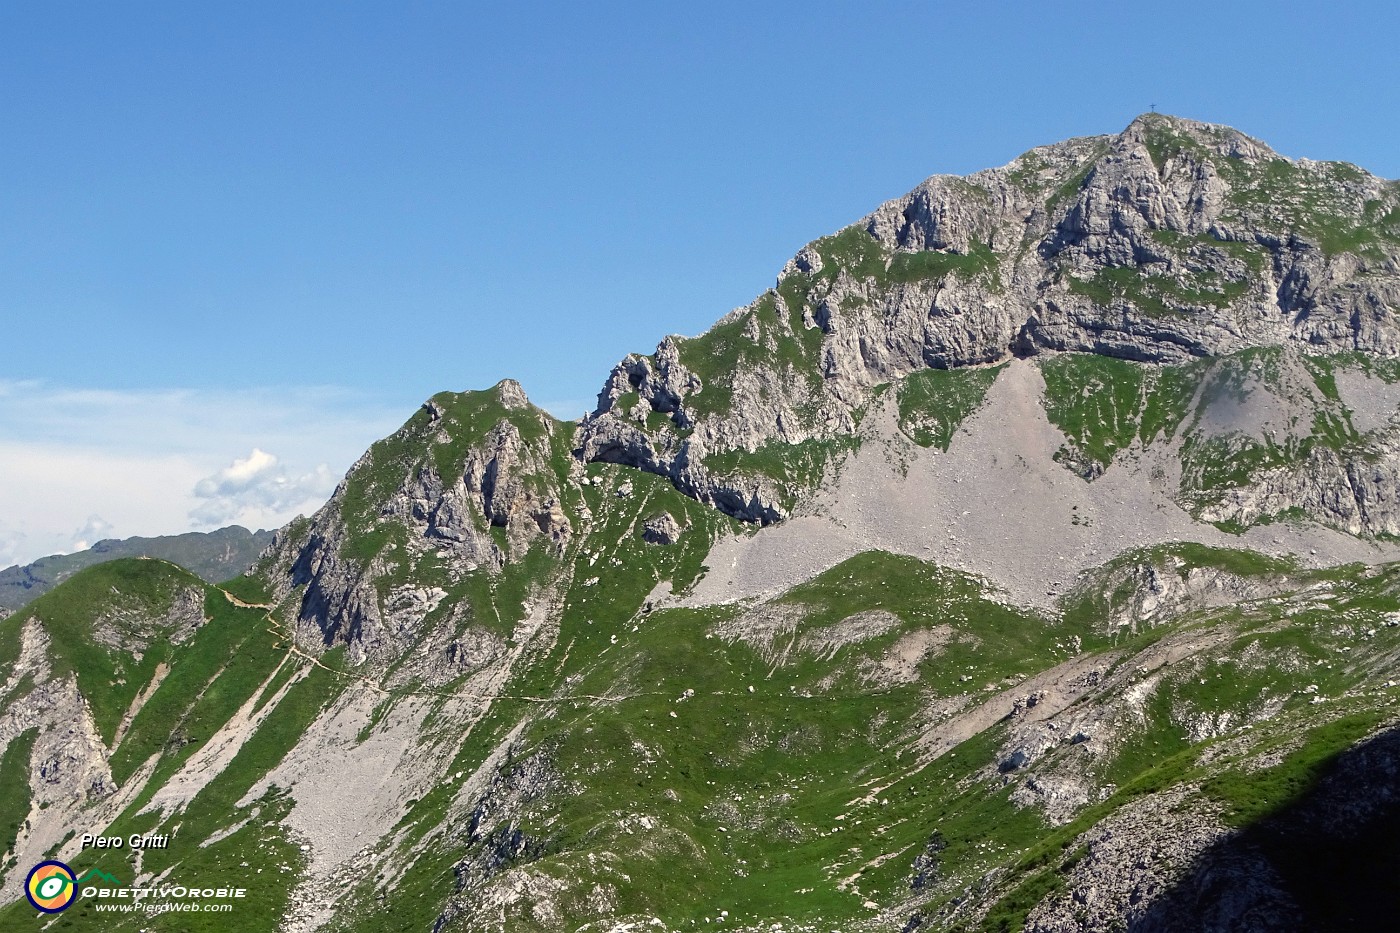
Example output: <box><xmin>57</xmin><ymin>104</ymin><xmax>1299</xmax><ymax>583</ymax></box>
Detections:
<box><xmin>581</xmin><ymin>113</ymin><xmax>1400</xmax><ymax>525</ymax></box>
<box><xmin>3</xmin><ymin>116</ymin><xmax>1400</xmax><ymax>933</ymax></box>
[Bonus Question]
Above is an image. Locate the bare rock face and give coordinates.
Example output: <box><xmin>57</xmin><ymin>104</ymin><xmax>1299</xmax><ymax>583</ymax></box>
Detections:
<box><xmin>1023</xmin><ymin>786</ymin><xmax>1298</xmax><ymax>933</ymax></box>
<box><xmin>434</xmin><ymin>745</ymin><xmax>570</xmax><ymax>933</ymax></box>
<box><xmin>1197</xmin><ymin>427</ymin><xmax>1400</xmax><ymax>536</ymax></box>
<box><xmin>0</xmin><ymin>621</ymin><xmax>118</xmax><ymax>904</ymax></box>
<box><xmin>641</xmin><ymin>512</ymin><xmax>684</xmax><ymax>545</ymax></box>
<box><xmin>1068</xmin><ymin>546</ymin><xmax>1294</xmax><ymax>634</ymax></box>
<box><xmin>576</xmin><ymin>114</ymin><xmax>1400</xmax><ymax>527</ymax></box>
<box><xmin>578</xmin><ymin>323</ymin><xmax>837</xmax><ymax>523</ymax></box>
<box><xmin>1025</xmin><ymin>723</ymin><xmax>1400</xmax><ymax>932</ymax></box>
<box><xmin>269</xmin><ymin>381</ymin><xmax>573</xmax><ymax>665</ymax></box>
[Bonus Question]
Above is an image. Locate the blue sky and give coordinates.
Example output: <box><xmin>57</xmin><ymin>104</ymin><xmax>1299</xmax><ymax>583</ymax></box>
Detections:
<box><xmin>2</xmin><ymin>1</ymin><xmax>1398</xmax><ymax>564</ymax></box>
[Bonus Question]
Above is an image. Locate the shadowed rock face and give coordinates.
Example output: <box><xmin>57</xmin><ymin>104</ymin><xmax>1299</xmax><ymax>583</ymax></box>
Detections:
<box><xmin>1032</xmin><ymin>724</ymin><xmax>1400</xmax><ymax>933</ymax></box>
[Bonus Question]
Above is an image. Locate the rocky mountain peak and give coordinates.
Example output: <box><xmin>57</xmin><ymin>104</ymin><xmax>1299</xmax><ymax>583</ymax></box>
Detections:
<box><xmin>574</xmin><ymin>115</ymin><xmax>1400</xmax><ymax>529</ymax></box>
<box><xmin>494</xmin><ymin>378</ymin><xmax>531</xmax><ymax>410</ymax></box>
<box><xmin>252</xmin><ymin>115</ymin><xmax>1400</xmax><ymax>659</ymax></box>
<box><xmin>267</xmin><ymin>385</ymin><xmax>576</xmax><ymax>663</ymax></box>
<box><xmin>1120</xmin><ymin>112</ymin><xmax>1275</xmax><ymax>159</ymax></box>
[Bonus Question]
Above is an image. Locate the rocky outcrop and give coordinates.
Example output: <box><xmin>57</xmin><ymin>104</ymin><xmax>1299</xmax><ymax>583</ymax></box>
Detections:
<box><xmin>578</xmin><ymin>328</ymin><xmax>841</xmax><ymax>523</ymax></box>
<box><xmin>91</xmin><ymin>581</ymin><xmax>205</xmax><ymax>653</ymax></box>
<box><xmin>1023</xmin><ymin>786</ymin><xmax>1280</xmax><ymax>933</ymax></box>
<box><xmin>1027</xmin><ymin>722</ymin><xmax>1400</xmax><ymax>932</ymax></box>
<box><xmin>641</xmin><ymin>512</ymin><xmax>683</xmax><ymax>545</ymax></box>
<box><xmin>1070</xmin><ymin>547</ymin><xmax>1293</xmax><ymax>633</ymax></box>
<box><xmin>270</xmin><ymin>381</ymin><xmax>574</xmax><ymax>665</ymax></box>
<box><xmin>1197</xmin><ymin>427</ymin><xmax>1400</xmax><ymax>536</ymax></box>
<box><xmin>434</xmin><ymin>745</ymin><xmax>569</xmax><ymax>933</ymax></box>
<box><xmin>0</xmin><ymin>621</ymin><xmax>117</xmax><ymax>904</ymax></box>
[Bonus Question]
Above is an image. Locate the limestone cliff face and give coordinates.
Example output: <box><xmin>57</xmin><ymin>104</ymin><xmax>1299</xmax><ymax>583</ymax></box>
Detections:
<box><xmin>0</xmin><ymin>619</ymin><xmax>118</xmax><ymax>905</ymax></box>
<box><xmin>577</xmin><ymin>114</ymin><xmax>1400</xmax><ymax>531</ymax></box>
<box><xmin>268</xmin><ymin>380</ymin><xmax>574</xmax><ymax>665</ymax></box>
<box><xmin>864</xmin><ymin>115</ymin><xmax>1400</xmax><ymax>364</ymax></box>
<box><xmin>1193</xmin><ymin>426</ymin><xmax>1400</xmax><ymax>537</ymax></box>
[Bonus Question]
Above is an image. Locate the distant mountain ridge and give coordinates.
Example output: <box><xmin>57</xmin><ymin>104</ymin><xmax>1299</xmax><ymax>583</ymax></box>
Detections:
<box><xmin>0</xmin><ymin>525</ymin><xmax>273</xmax><ymax>613</ymax></box>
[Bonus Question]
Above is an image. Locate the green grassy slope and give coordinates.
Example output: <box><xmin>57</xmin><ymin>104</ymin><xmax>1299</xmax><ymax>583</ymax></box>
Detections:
<box><xmin>4</xmin><ymin>522</ymin><xmax>1400</xmax><ymax>933</ymax></box>
<box><xmin>318</xmin><ymin>540</ymin><xmax>1400</xmax><ymax>933</ymax></box>
<box><xmin>0</xmin><ymin>556</ymin><xmax>345</xmax><ymax>932</ymax></box>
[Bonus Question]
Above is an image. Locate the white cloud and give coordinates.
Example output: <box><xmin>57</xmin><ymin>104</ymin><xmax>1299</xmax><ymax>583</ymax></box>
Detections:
<box><xmin>0</xmin><ymin>381</ymin><xmax>405</xmax><ymax>568</ymax></box>
<box><xmin>194</xmin><ymin>448</ymin><xmax>281</xmax><ymax>498</ymax></box>
<box><xmin>0</xmin><ymin>528</ymin><xmax>26</xmax><ymax>568</ymax></box>
<box><xmin>70</xmin><ymin>514</ymin><xmax>116</xmax><ymax>552</ymax></box>
<box><xmin>0</xmin><ymin>442</ymin><xmax>206</xmax><ymax>566</ymax></box>
<box><xmin>190</xmin><ymin>450</ymin><xmax>339</xmax><ymax>530</ymax></box>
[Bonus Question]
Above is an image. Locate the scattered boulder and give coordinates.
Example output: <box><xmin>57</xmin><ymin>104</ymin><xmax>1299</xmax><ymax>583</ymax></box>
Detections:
<box><xmin>641</xmin><ymin>513</ymin><xmax>684</xmax><ymax>545</ymax></box>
